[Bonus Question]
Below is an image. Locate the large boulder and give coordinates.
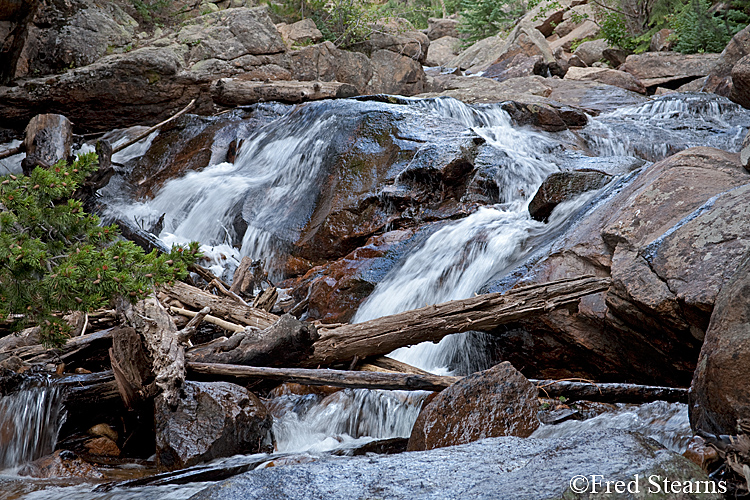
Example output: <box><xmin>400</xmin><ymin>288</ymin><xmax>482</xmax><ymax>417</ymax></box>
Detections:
<box><xmin>730</xmin><ymin>53</ymin><xmax>750</xmax><ymax>109</ymax></box>
<box><xmin>498</xmin><ymin>147</ymin><xmax>750</xmax><ymax>386</ymax></box>
<box><xmin>650</xmin><ymin>28</ymin><xmax>676</xmax><ymax>52</ymax></box>
<box><xmin>367</xmin><ymin>49</ymin><xmax>425</xmax><ymax>95</ymax></box>
<box><xmin>276</xmin><ymin>18</ymin><xmax>323</xmax><ymax>47</ymax></box>
<box><xmin>424</xmin><ymin>36</ymin><xmax>461</xmax><ymax>67</ymax></box>
<box><xmin>481</xmin><ymin>23</ymin><xmax>556</xmax><ymax>81</ymax></box>
<box><xmin>549</xmin><ymin>19</ymin><xmax>600</xmax><ymax>53</ymax></box>
<box><xmin>426</xmin><ymin>17</ymin><xmax>459</xmax><ymax>40</ymax></box>
<box><xmin>620</xmin><ymin>52</ymin><xmax>720</xmax><ymax>88</ymax></box>
<box><xmin>573</xmin><ymin>38</ymin><xmax>611</xmax><ymax>66</ymax></box>
<box><xmin>690</xmin><ymin>254</ymin><xmax>750</xmax><ymax>436</ymax></box>
<box><xmin>5</xmin><ymin>0</ymin><xmax>137</xmax><ymax>81</ymax></box>
<box><xmin>703</xmin><ymin>24</ymin><xmax>750</xmax><ymax>95</ymax></box>
<box><xmin>407</xmin><ymin>362</ymin><xmax>539</xmax><ymax>451</ymax></box>
<box><xmin>353</xmin><ymin>18</ymin><xmax>430</xmax><ymax>64</ymax></box>
<box><xmin>189</xmin><ymin>431</ymin><xmax>720</xmax><ymax>500</ymax></box>
<box><xmin>564</xmin><ymin>66</ymin><xmax>646</xmax><ymax>94</ymax></box>
<box><xmin>177</xmin><ymin>7</ymin><xmax>286</xmax><ymax>64</ymax></box>
<box><xmin>154</xmin><ymin>381</ymin><xmax>273</xmax><ymax>471</ymax></box>
<box><xmin>286</xmin><ymin>41</ymin><xmax>372</xmax><ymax>93</ymax></box>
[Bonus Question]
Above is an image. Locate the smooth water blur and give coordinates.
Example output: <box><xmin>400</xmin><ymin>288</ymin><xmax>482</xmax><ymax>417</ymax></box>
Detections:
<box><xmin>0</xmin><ymin>378</ymin><xmax>66</xmax><ymax>469</ymax></box>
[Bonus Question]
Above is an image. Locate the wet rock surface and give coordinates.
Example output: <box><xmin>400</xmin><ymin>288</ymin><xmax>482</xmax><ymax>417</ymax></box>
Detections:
<box><xmin>154</xmin><ymin>381</ymin><xmax>273</xmax><ymax>471</ymax></box>
<box><xmin>407</xmin><ymin>362</ymin><xmax>539</xmax><ymax>451</ymax></box>
<box><xmin>188</xmin><ymin>430</ymin><xmax>719</xmax><ymax>500</ymax></box>
<box><xmin>529</xmin><ymin>170</ymin><xmax>613</xmax><ymax>222</ymax></box>
<box><xmin>690</xmin><ymin>254</ymin><xmax>750</xmax><ymax>436</ymax></box>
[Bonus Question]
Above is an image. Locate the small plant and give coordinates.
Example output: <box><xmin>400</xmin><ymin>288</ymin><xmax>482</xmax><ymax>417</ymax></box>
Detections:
<box><xmin>458</xmin><ymin>0</ymin><xmax>525</xmax><ymax>43</ymax></box>
<box><xmin>0</xmin><ymin>153</ymin><xmax>200</xmax><ymax>347</ymax></box>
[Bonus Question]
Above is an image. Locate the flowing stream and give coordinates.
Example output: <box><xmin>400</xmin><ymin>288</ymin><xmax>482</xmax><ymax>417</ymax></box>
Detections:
<box><xmin>2</xmin><ymin>91</ymin><xmax>749</xmax><ymax>498</ymax></box>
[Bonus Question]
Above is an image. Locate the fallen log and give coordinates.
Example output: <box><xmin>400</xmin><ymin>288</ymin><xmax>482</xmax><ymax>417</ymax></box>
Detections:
<box><xmin>211</xmin><ymin>79</ymin><xmax>359</xmax><ymax>107</ymax></box>
<box><xmin>162</xmin><ymin>281</ymin><xmax>278</xmax><ymax>330</ymax></box>
<box><xmin>170</xmin><ymin>306</ymin><xmax>245</xmax><ymax>334</ymax></box>
<box><xmin>185</xmin><ymin>362</ymin><xmax>688</xmax><ymax>402</ymax></box>
<box><xmin>304</xmin><ymin>275</ymin><xmax>611</xmax><ymax>367</ymax></box>
<box><xmin>187</xmin><ymin>362</ymin><xmax>460</xmax><ymax>391</ymax></box>
<box><xmin>187</xmin><ymin>314</ymin><xmax>318</xmax><ymax>367</ymax></box>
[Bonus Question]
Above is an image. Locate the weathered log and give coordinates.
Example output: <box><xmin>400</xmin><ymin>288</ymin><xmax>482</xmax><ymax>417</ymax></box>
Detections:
<box><xmin>186</xmin><ymin>314</ymin><xmax>318</xmax><ymax>367</ymax></box>
<box><xmin>208</xmin><ymin>279</ymin><xmax>248</xmax><ymax>306</ymax></box>
<box><xmin>229</xmin><ymin>256</ymin><xmax>261</xmax><ymax>296</ymax></box>
<box><xmin>176</xmin><ymin>306</ymin><xmax>210</xmax><ymax>344</ymax></box>
<box><xmin>0</xmin><ymin>144</ymin><xmax>22</xmax><ymax>160</ymax></box>
<box><xmin>534</xmin><ymin>379</ymin><xmax>688</xmax><ymax>404</ymax></box>
<box><xmin>118</xmin><ymin>295</ymin><xmax>184</xmax><ymax>408</ymax></box>
<box><xmin>189</xmin><ymin>264</ymin><xmax>230</xmax><ymax>290</ymax></box>
<box><xmin>109</xmin><ymin>326</ymin><xmax>155</xmax><ymax>409</ymax></box>
<box><xmin>212</xmin><ymin>79</ymin><xmax>359</xmax><ymax>107</ymax></box>
<box><xmin>252</xmin><ymin>286</ymin><xmax>278</xmax><ymax>312</ymax></box>
<box><xmin>305</xmin><ymin>276</ymin><xmax>611</xmax><ymax>367</ymax></box>
<box><xmin>162</xmin><ymin>281</ymin><xmax>278</xmax><ymax>330</ymax></box>
<box><xmin>170</xmin><ymin>306</ymin><xmax>245</xmax><ymax>334</ymax></box>
<box><xmin>57</xmin><ymin>370</ymin><xmax>124</xmax><ymax>438</ymax></box>
<box><xmin>187</xmin><ymin>362</ymin><xmax>460</xmax><ymax>391</ymax></box>
<box><xmin>21</xmin><ymin>113</ymin><xmax>72</xmax><ymax>175</ymax></box>
<box><xmin>186</xmin><ymin>362</ymin><xmax>688</xmax><ymax>402</ymax></box>
<box><xmin>115</xmin><ymin>217</ymin><xmax>170</xmax><ymax>254</ymax></box>
<box><xmin>15</xmin><ymin>328</ymin><xmax>114</xmax><ymax>366</ymax></box>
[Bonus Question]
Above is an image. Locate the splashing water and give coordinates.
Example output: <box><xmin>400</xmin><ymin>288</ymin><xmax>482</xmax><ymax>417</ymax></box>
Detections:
<box><xmin>0</xmin><ymin>378</ymin><xmax>66</xmax><ymax>469</ymax></box>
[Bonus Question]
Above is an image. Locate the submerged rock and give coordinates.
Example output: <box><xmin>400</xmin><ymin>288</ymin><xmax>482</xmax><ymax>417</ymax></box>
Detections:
<box><xmin>407</xmin><ymin>362</ymin><xmax>539</xmax><ymax>451</ymax></box>
<box><xmin>154</xmin><ymin>381</ymin><xmax>273</xmax><ymax>471</ymax></box>
<box><xmin>189</xmin><ymin>430</ymin><xmax>720</xmax><ymax>500</ymax></box>
<box><xmin>529</xmin><ymin>170</ymin><xmax>613</xmax><ymax>222</ymax></box>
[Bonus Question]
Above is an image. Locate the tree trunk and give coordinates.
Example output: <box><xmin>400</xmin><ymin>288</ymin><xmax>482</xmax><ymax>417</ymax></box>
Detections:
<box><xmin>304</xmin><ymin>276</ymin><xmax>611</xmax><ymax>367</ymax></box>
<box><xmin>186</xmin><ymin>314</ymin><xmax>318</xmax><ymax>367</ymax></box>
<box><xmin>118</xmin><ymin>295</ymin><xmax>184</xmax><ymax>408</ymax></box>
<box><xmin>21</xmin><ymin>113</ymin><xmax>72</xmax><ymax>174</ymax></box>
<box><xmin>534</xmin><ymin>379</ymin><xmax>688</xmax><ymax>404</ymax></box>
<box><xmin>162</xmin><ymin>281</ymin><xmax>279</xmax><ymax>330</ymax></box>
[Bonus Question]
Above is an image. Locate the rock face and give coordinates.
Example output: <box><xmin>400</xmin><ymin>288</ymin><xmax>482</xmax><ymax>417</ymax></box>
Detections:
<box><xmin>564</xmin><ymin>66</ymin><xmax>646</xmax><ymax>94</ymax></box>
<box><xmin>500</xmin><ymin>147</ymin><xmax>750</xmax><ymax>386</ymax></box>
<box><xmin>367</xmin><ymin>49</ymin><xmax>425</xmax><ymax>95</ymax></box>
<box><xmin>482</xmin><ymin>23</ymin><xmax>556</xmax><ymax>81</ymax></box>
<box><xmin>154</xmin><ymin>381</ymin><xmax>273</xmax><ymax>471</ymax></box>
<box><xmin>528</xmin><ymin>170</ymin><xmax>613</xmax><ymax>222</ymax></box>
<box><xmin>730</xmin><ymin>54</ymin><xmax>750</xmax><ymax>109</ymax></box>
<box><xmin>286</xmin><ymin>41</ymin><xmax>373</xmax><ymax>94</ymax></box>
<box><xmin>425</xmin><ymin>36</ymin><xmax>461</xmax><ymax>67</ymax></box>
<box><xmin>426</xmin><ymin>17</ymin><xmax>459</xmax><ymax>40</ymax></box>
<box><xmin>620</xmin><ymin>52</ymin><xmax>720</xmax><ymax>88</ymax></box>
<box><xmin>573</xmin><ymin>38</ymin><xmax>611</xmax><ymax>66</ymax></box>
<box><xmin>690</xmin><ymin>254</ymin><xmax>750</xmax><ymax>436</ymax></box>
<box><xmin>704</xmin><ymin>24</ymin><xmax>750</xmax><ymax>95</ymax></box>
<box><xmin>353</xmin><ymin>18</ymin><xmax>430</xmax><ymax>65</ymax></box>
<box><xmin>189</xmin><ymin>431</ymin><xmax>720</xmax><ymax>500</ymax></box>
<box><xmin>407</xmin><ymin>362</ymin><xmax>539</xmax><ymax>451</ymax></box>
<box><xmin>276</xmin><ymin>19</ymin><xmax>323</xmax><ymax>47</ymax></box>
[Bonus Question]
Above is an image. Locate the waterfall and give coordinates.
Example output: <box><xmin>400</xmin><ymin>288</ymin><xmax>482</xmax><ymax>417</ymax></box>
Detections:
<box><xmin>0</xmin><ymin>378</ymin><xmax>66</xmax><ymax>469</ymax></box>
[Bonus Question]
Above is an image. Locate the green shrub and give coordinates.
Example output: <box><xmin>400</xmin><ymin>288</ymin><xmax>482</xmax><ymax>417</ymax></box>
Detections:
<box><xmin>457</xmin><ymin>0</ymin><xmax>525</xmax><ymax>43</ymax></box>
<box><xmin>671</xmin><ymin>0</ymin><xmax>746</xmax><ymax>53</ymax></box>
<box><xmin>0</xmin><ymin>153</ymin><xmax>199</xmax><ymax>346</ymax></box>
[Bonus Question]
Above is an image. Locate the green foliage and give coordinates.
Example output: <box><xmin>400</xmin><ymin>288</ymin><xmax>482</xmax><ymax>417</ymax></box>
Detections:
<box><xmin>131</xmin><ymin>0</ymin><xmax>170</xmax><ymax>22</ymax></box>
<box><xmin>0</xmin><ymin>153</ymin><xmax>200</xmax><ymax>347</ymax></box>
<box><xmin>457</xmin><ymin>0</ymin><xmax>525</xmax><ymax>43</ymax></box>
<box><xmin>670</xmin><ymin>0</ymin><xmax>746</xmax><ymax>53</ymax></box>
<box><xmin>599</xmin><ymin>10</ymin><xmax>638</xmax><ymax>50</ymax></box>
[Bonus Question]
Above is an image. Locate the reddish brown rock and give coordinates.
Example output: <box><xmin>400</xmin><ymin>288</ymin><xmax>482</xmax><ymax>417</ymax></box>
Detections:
<box><xmin>19</xmin><ymin>450</ymin><xmax>103</xmax><ymax>479</ymax></box>
<box><xmin>682</xmin><ymin>436</ymin><xmax>719</xmax><ymax>470</ymax></box>
<box><xmin>564</xmin><ymin>67</ymin><xmax>646</xmax><ymax>94</ymax></box>
<box><xmin>650</xmin><ymin>28</ymin><xmax>676</xmax><ymax>52</ymax></box>
<box><xmin>620</xmin><ymin>52</ymin><xmax>720</xmax><ymax>88</ymax></box>
<box><xmin>483</xmin><ymin>24</ymin><xmax>555</xmax><ymax>81</ymax></box>
<box><xmin>367</xmin><ymin>49</ymin><xmax>425</xmax><ymax>95</ymax></box>
<box><xmin>529</xmin><ymin>170</ymin><xmax>612</xmax><ymax>222</ymax></box>
<box><xmin>690</xmin><ymin>253</ymin><xmax>750</xmax><ymax>436</ymax></box>
<box><xmin>703</xmin><ymin>24</ymin><xmax>750</xmax><ymax>95</ymax></box>
<box><xmin>407</xmin><ymin>362</ymin><xmax>539</xmax><ymax>451</ymax></box>
<box><xmin>84</xmin><ymin>436</ymin><xmax>120</xmax><ymax>457</ymax></box>
<box><xmin>730</xmin><ymin>53</ymin><xmax>750</xmax><ymax>109</ymax></box>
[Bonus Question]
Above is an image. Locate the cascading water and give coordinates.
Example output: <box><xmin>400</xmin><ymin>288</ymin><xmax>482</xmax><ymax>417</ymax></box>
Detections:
<box><xmin>0</xmin><ymin>377</ymin><xmax>66</xmax><ymax>469</ymax></box>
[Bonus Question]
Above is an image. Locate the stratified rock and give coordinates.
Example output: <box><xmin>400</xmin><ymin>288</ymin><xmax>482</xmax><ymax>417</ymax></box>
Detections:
<box><xmin>650</xmin><ymin>28</ymin><xmax>676</xmax><ymax>52</ymax></box>
<box><xmin>407</xmin><ymin>362</ymin><xmax>539</xmax><ymax>451</ymax></box>
<box><xmin>564</xmin><ymin>66</ymin><xmax>646</xmax><ymax>94</ymax></box>
<box><xmin>424</xmin><ymin>36</ymin><xmax>461</xmax><ymax>67</ymax></box>
<box><xmin>730</xmin><ymin>54</ymin><xmax>750</xmax><ymax>109</ymax></box>
<box><xmin>155</xmin><ymin>381</ymin><xmax>273</xmax><ymax>471</ymax></box>
<box><xmin>529</xmin><ymin>170</ymin><xmax>613</xmax><ymax>222</ymax></box>
<box><xmin>553</xmin><ymin>2</ymin><xmax>595</xmax><ymax>38</ymax></box>
<box><xmin>211</xmin><ymin>79</ymin><xmax>358</xmax><ymax>106</ymax></box>
<box><xmin>620</xmin><ymin>52</ymin><xmax>720</xmax><ymax>88</ymax></box>
<box><xmin>367</xmin><ymin>49</ymin><xmax>425</xmax><ymax>96</ymax></box>
<box><xmin>84</xmin><ymin>436</ymin><xmax>120</xmax><ymax>457</ymax></box>
<box><xmin>690</xmin><ymin>254</ymin><xmax>750</xmax><ymax>435</ymax></box>
<box><xmin>482</xmin><ymin>23</ymin><xmax>556</xmax><ymax>81</ymax></box>
<box><xmin>573</xmin><ymin>39</ymin><xmax>611</xmax><ymax>66</ymax></box>
<box><xmin>703</xmin><ymin>24</ymin><xmax>750</xmax><ymax>95</ymax></box>
<box><xmin>189</xmin><ymin>431</ymin><xmax>720</xmax><ymax>500</ymax></box>
<box><xmin>8</xmin><ymin>0</ymin><xmax>137</xmax><ymax>80</ymax></box>
<box><xmin>426</xmin><ymin>17</ymin><xmax>459</xmax><ymax>40</ymax></box>
<box><xmin>177</xmin><ymin>7</ymin><xmax>286</xmax><ymax>65</ymax></box>
<box><xmin>550</xmin><ymin>20</ymin><xmax>600</xmax><ymax>53</ymax></box>
<box><xmin>276</xmin><ymin>19</ymin><xmax>323</xmax><ymax>47</ymax></box>
<box><xmin>287</xmin><ymin>41</ymin><xmax>372</xmax><ymax>93</ymax></box>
